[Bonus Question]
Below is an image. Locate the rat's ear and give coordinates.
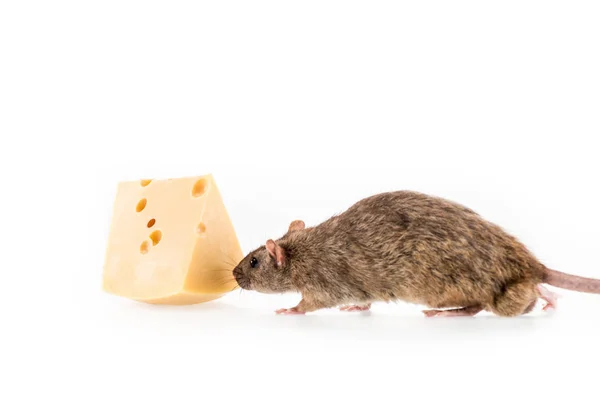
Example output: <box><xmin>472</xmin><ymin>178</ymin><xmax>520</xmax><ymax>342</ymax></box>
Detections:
<box><xmin>266</xmin><ymin>239</ymin><xmax>285</xmax><ymax>267</ymax></box>
<box><xmin>266</xmin><ymin>239</ymin><xmax>277</xmax><ymax>258</ymax></box>
<box><xmin>288</xmin><ymin>220</ymin><xmax>305</xmax><ymax>233</ymax></box>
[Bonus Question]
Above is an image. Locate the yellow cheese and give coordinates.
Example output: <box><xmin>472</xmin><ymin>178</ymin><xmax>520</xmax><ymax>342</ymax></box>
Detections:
<box><xmin>102</xmin><ymin>174</ymin><xmax>243</xmax><ymax>305</ymax></box>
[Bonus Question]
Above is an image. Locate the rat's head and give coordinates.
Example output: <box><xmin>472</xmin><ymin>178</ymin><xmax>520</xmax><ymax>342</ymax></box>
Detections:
<box><xmin>232</xmin><ymin>220</ymin><xmax>305</xmax><ymax>294</ymax></box>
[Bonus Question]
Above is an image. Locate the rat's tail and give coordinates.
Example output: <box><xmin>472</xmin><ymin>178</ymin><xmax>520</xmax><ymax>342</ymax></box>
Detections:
<box><xmin>543</xmin><ymin>268</ymin><xmax>600</xmax><ymax>294</ymax></box>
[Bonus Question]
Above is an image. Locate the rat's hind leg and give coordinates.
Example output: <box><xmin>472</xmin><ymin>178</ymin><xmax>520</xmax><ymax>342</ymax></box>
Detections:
<box><xmin>537</xmin><ymin>284</ymin><xmax>558</xmax><ymax>311</ymax></box>
<box><xmin>339</xmin><ymin>303</ymin><xmax>371</xmax><ymax>312</ymax></box>
<box><xmin>422</xmin><ymin>305</ymin><xmax>483</xmax><ymax>318</ymax></box>
<box><xmin>488</xmin><ymin>281</ymin><xmax>538</xmax><ymax>317</ymax></box>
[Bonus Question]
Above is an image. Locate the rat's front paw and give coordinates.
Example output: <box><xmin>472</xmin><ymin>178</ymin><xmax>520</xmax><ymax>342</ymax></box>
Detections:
<box><xmin>275</xmin><ymin>307</ymin><xmax>305</xmax><ymax>315</ymax></box>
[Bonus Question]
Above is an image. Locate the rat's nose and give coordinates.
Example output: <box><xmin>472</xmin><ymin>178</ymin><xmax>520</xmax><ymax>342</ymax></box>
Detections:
<box><xmin>232</xmin><ymin>267</ymin><xmax>242</xmax><ymax>281</ymax></box>
<box><xmin>232</xmin><ymin>267</ymin><xmax>249</xmax><ymax>289</ymax></box>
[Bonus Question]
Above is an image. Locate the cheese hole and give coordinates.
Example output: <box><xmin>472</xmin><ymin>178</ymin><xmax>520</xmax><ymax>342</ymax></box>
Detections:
<box><xmin>136</xmin><ymin>198</ymin><xmax>147</xmax><ymax>212</ymax></box>
<box><xmin>149</xmin><ymin>230</ymin><xmax>162</xmax><ymax>246</ymax></box>
<box><xmin>140</xmin><ymin>179</ymin><xmax>152</xmax><ymax>187</ymax></box>
<box><xmin>197</xmin><ymin>222</ymin><xmax>206</xmax><ymax>234</ymax></box>
<box><xmin>140</xmin><ymin>241</ymin><xmax>150</xmax><ymax>254</ymax></box>
<box><xmin>147</xmin><ymin>218</ymin><xmax>156</xmax><ymax>228</ymax></box>
<box><xmin>192</xmin><ymin>179</ymin><xmax>207</xmax><ymax>197</ymax></box>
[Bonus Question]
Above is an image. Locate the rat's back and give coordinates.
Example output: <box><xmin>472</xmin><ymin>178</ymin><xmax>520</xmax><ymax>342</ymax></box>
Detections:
<box><xmin>313</xmin><ymin>190</ymin><xmax>546</xmax><ymax>310</ymax></box>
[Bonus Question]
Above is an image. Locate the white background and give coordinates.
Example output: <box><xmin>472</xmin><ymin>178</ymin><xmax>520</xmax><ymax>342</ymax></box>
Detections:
<box><xmin>1</xmin><ymin>1</ymin><xmax>600</xmax><ymax>399</ymax></box>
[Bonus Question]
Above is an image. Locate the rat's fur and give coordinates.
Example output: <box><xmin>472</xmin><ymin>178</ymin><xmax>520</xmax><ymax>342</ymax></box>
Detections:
<box><xmin>232</xmin><ymin>191</ymin><xmax>600</xmax><ymax>317</ymax></box>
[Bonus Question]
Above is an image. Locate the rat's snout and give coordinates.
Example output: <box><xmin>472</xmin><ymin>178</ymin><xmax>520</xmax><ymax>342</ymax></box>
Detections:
<box><xmin>232</xmin><ymin>267</ymin><xmax>250</xmax><ymax>289</ymax></box>
<box><xmin>232</xmin><ymin>267</ymin><xmax>241</xmax><ymax>281</ymax></box>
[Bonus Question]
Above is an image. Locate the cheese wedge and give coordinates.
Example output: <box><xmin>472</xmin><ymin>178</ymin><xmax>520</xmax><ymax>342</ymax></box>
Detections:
<box><xmin>102</xmin><ymin>174</ymin><xmax>243</xmax><ymax>305</ymax></box>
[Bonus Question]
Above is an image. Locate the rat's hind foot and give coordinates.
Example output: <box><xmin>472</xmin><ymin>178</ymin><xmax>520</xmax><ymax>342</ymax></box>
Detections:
<box><xmin>423</xmin><ymin>305</ymin><xmax>483</xmax><ymax>318</ymax></box>
<box><xmin>275</xmin><ymin>307</ymin><xmax>305</xmax><ymax>315</ymax></box>
<box><xmin>537</xmin><ymin>284</ymin><xmax>559</xmax><ymax>311</ymax></box>
<box><xmin>339</xmin><ymin>303</ymin><xmax>371</xmax><ymax>312</ymax></box>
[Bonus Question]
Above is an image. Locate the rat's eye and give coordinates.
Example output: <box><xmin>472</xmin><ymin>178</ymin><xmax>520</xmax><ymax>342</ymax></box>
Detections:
<box><xmin>250</xmin><ymin>257</ymin><xmax>258</xmax><ymax>268</ymax></box>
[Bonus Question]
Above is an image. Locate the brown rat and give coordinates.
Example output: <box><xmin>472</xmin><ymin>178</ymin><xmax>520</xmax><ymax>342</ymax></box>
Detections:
<box><xmin>232</xmin><ymin>190</ymin><xmax>600</xmax><ymax>317</ymax></box>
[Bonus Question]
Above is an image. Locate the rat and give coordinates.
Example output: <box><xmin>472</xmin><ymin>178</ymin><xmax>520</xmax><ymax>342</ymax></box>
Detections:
<box><xmin>232</xmin><ymin>190</ymin><xmax>600</xmax><ymax>317</ymax></box>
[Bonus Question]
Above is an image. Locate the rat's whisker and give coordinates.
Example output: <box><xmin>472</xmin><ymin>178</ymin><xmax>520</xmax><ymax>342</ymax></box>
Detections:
<box><xmin>216</xmin><ymin>278</ymin><xmax>236</xmax><ymax>285</ymax></box>
<box><xmin>219</xmin><ymin>251</ymin><xmax>241</xmax><ymax>265</ymax></box>
<box><xmin>221</xmin><ymin>254</ymin><xmax>235</xmax><ymax>263</ymax></box>
<box><xmin>199</xmin><ymin>268</ymin><xmax>235</xmax><ymax>273</ymax></box>
<box><xmin>201</xmin><ymin>275</ymin><xmax>234</xmax><ymax>284</ymax></box>
<box><xmin>219</xmin><ymin>261</ymin><xmax>237</xmax><ymax>268</ymax></box>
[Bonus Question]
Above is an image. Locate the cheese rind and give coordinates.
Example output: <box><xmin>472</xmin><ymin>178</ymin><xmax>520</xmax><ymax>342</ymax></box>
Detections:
<box><xmin>102</xmin><ymin>174</ymin><xmax>242</xmax><ymax>305</ymax></box>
